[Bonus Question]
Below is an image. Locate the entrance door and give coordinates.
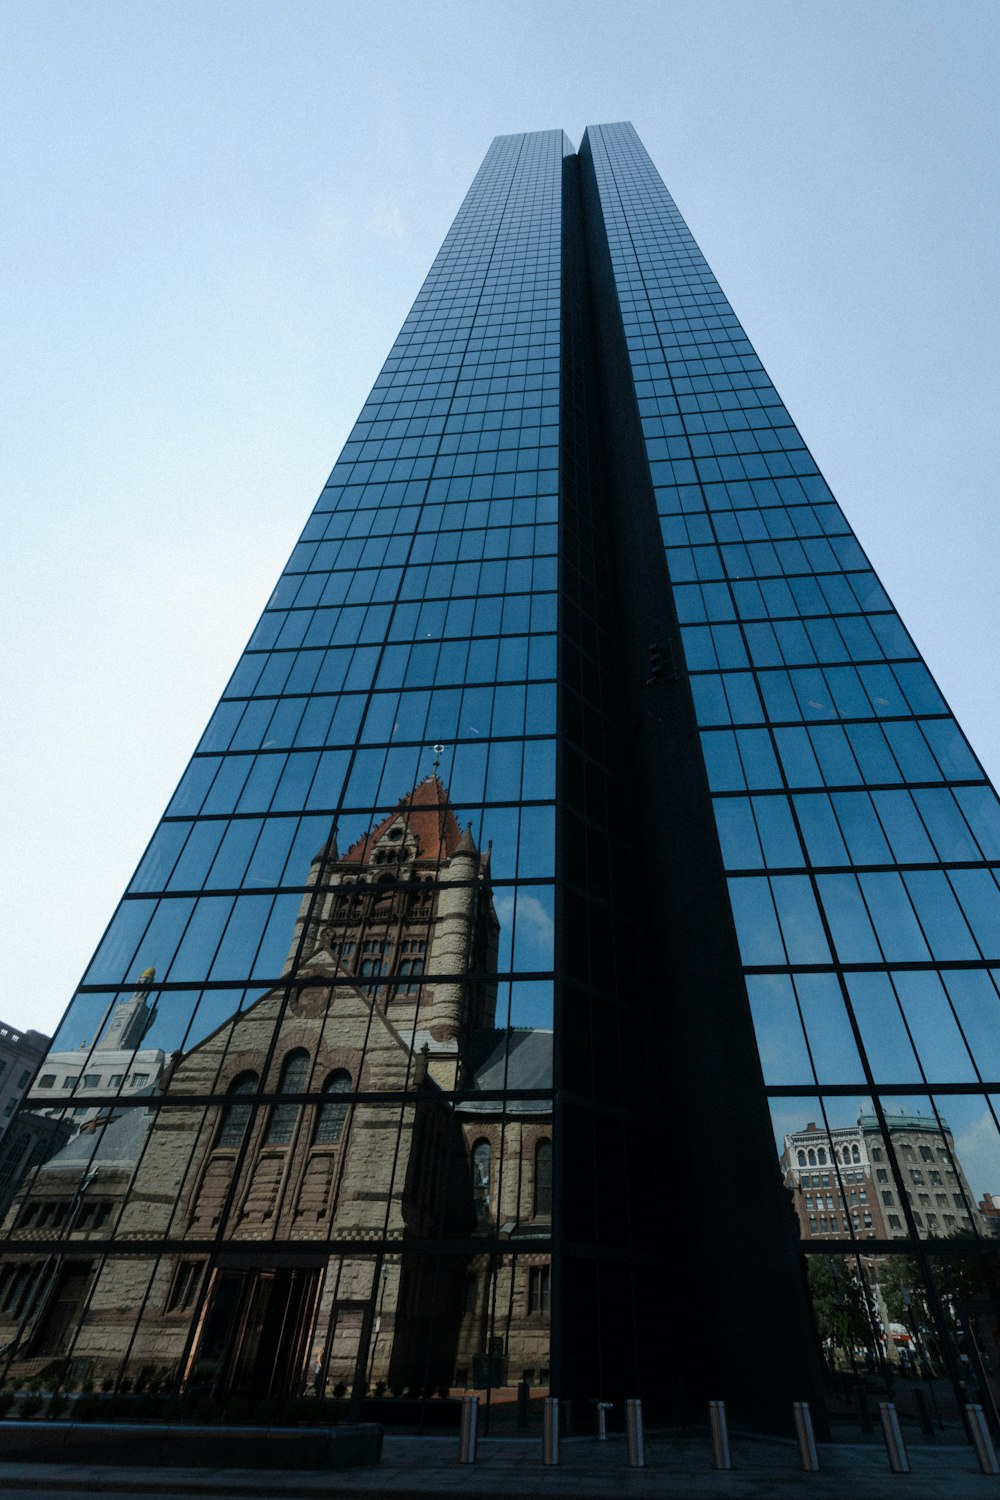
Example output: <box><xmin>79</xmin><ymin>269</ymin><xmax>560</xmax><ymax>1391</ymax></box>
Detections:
<box><xmin>190</xmin><ymin>1266</ymin><xmax>320</xmax><ymax>1401</ymax></box>
<box><xmin>31</xmin><ymin>1261</ymin><xmax>93</xmax><ymax>1357</ymax></box>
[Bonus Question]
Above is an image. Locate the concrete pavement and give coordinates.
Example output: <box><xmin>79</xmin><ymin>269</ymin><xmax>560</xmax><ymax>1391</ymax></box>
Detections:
<box><xmin>0</xmin><ymin>1430</ymin><xmax>998</xmax><ymax>1500</ymax></box>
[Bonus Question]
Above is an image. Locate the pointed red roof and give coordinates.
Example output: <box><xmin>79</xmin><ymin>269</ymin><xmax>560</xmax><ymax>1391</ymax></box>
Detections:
<box><xmin>341</xmin><ymin>776</ymin><xmax>464</xmax><ymax>866</ymax></box>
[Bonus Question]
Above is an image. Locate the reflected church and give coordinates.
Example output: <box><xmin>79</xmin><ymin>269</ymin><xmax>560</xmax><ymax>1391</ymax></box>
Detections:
<box><xmin>0</xmin><ymin>779</ymin><xmax>552</xmax><ymax>1400</ymax></box>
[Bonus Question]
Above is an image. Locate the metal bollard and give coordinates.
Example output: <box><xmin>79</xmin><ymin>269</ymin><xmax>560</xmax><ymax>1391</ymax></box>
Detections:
<box><xmin>458</xmin><ymin>1394</ymin><xmax>479</xmax><ymax>1464</ymax></box>
<box><xmin>595</xmin><ymin>1400</ymin><xmax>613</xmax><ymax>1440</ymax></box>
<box><xmin>709</xmin><ymin>1400</ymin><xmax>731</xmax><ymax>1470</ymax></box>
<box><xmin>878</xmin><ymin>1401</ymin><xmax>910</xmax><ymax>1474</ymax></box>
<box><xmin>516</xmin><ymin>1378</ymin><xmax>530</xmax><ymax>1430</ymax></box>
<box><xmin>967</xmin><ymin>1404</ymin><xmax>1000</xmax><ymax>1475</ymax></box>
<box><xmin>626</xmin><ymin>1398</ymin><xmax>645</xmax><ymax>1468</ymax></box>
<box><xmin>542</xmin><ymin>1395</ymin><xmax>560</xmax><ymax>1466</ymax></box>
<box><xmin>793</xmin><ymin>1401</ymin><xmax>819</xmax><ymax>1472</ymax></box>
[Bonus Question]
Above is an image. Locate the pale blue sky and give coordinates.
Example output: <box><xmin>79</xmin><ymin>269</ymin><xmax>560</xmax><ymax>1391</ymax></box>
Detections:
<box><xmin>2</xmin><ymin>0</ymin><xmax>998</xmax><ymax>1036</ymax></box>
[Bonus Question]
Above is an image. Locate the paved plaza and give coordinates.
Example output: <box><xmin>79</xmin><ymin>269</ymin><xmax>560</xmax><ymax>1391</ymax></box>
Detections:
<box><xmin>1</xmin><ymin>1431</ymin><xmax>998</xmax><ymax>1500</ymax></box>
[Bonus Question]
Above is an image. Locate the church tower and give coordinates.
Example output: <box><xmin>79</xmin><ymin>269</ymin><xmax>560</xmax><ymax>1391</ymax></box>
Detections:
<box><xmin>289</xmin><ymin>775</ymin><xmax>499</xmax><ymax>1076</ymax></box>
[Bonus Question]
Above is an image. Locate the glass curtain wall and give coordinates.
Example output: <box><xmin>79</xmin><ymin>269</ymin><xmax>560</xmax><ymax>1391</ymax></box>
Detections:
<box><xmin>4</xmin><ymin>118</ymin><xmax>997</xmax><ymax>1438</ymax></box>
<box><xmin>0</xmin><ymin>130</ymin><xmax>563</xmax><ymax>1425</ymax></box>
<box><xmin>582</xmin><ymin>120</ymin><xmax>1000</xmax><ymax>1435</ymax></box>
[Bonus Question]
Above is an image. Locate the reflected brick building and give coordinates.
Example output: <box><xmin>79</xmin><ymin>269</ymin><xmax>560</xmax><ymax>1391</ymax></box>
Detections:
<box><xmin>0</xmin><ymin>1024</ymin><xmax>48</xmax><ymax>1143</ymax></box>
<box><xmin>782</xmin><ymin>1113</ymin><xmax>981</xmax><ymax>1243</ymax></box>
<box><xmin>0</xmin><ymin>1022</ymin><xmax>56</xmax><ymax>1221</ymax></box>
<box><xmin>2</xmin><ymin>123</ymin><xmax>999</xmax><ymax>1429</ymax></box>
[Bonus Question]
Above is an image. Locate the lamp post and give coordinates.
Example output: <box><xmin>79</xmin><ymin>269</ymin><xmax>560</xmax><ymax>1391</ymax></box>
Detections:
<box><xmin>366</xmin><ymin>1262</ymin><xmax>390</xmax><ymax>1389</ymax></box>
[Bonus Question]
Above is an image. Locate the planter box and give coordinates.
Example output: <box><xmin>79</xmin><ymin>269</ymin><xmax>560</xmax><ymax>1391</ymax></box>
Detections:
<box><xmin>361</xmin><ymin>1396</ymin><xmax>461</xmax><ymax>1428</ymax></box>
<box><xmin>0</xmin><ymin>1420</ymin><xmax>383</xmax><ymax>1470</ymax></box>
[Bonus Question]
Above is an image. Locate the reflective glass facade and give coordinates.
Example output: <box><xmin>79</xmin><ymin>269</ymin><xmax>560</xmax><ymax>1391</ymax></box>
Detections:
<box><xmin>579</xmin><ymin>123</ymin><xmax>1000</xmax><ymax>1432</ymax></box>
<box><xmin>1</xmin><ymin>123</ymin><xmax>997</xmax><ymax>1438</ymax></box>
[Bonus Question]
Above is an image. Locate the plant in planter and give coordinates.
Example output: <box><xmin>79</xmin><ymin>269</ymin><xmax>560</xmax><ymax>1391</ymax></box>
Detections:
<box><xmin>251</xmin><ymin>1398</ymin><xmax>281</xmax><ymax>1425</ymax></box>
<box><xmin>222</xmin><ymin>1395</ymin><xmax>252</xmax><ymax>1425</ymax></box>
<box><xmin>47</xmin><ymin>1391</ymin><xmax>69</xmax><ymax>1420</ymax></box>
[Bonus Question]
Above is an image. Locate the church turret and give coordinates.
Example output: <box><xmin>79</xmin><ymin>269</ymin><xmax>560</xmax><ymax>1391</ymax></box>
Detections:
<box><xmin>430</xmin><ymin>821</ymin><xmax>482</xmax><ymax>1041</ymax></box>
<box><xmin>277</xmin><ymin>777</ymin><xmax>498</xmax><ymax>1045</ymax></box>
<box><xmin>99</xmin><ymin>970</ymin><xmax>157</xmax><ymax>1051</ymax></box>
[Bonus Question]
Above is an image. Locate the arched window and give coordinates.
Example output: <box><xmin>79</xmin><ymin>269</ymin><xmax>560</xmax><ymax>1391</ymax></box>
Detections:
<box><xmin>807</xmin><ymin>1149</ymin><xmax>816</xmax><ymax>1166</ymax></box>
<box><xmin>472</xmin><ymin>1139</ymin><xmax>491</xmax><ymax>1224</ymax></box>
<box><xmin>533</xmin><ymin>1138</ymin><xmax>552</xmax><ymax>1219</ymax></box>
<box><xmin>817</xmin><ymin>1148</ymin><xmax>827</xmax><ymax>1165</ymax></box>
<box><xmin>265</xmin><ymin>1050</ymin><xmax>310</xmax><ymax>1145</ymax></box>
<box><xmin>217</xmin><ymin>1071</ymin><xmax>258</xmax><ymax>1148</ymax></box>
<box><xmin>852</xmin><ymin>1145</ymin><xmax>860</xmax><ymax>1164</ymax></box>
<box><xmin>797</xmin><ymin>1150</ymin><xmax>806</xmax><ymax>1167</ymax></box>
<box><xmin>314</xmin><ymin>1070</ymin><xmax>352</xmax><ymax>1145</ymax></box>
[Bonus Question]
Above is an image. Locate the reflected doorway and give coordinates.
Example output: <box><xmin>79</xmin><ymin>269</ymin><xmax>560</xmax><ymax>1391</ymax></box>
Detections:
<box><xmin>190</xmin><ymin>1266</ymin><xmax>321</xmax><ymax>1401</ymax></box>
<box><xmin>32</xmin><ymin>1260</ymin><xmax>93</xmax><ymax>1358</ymax></box>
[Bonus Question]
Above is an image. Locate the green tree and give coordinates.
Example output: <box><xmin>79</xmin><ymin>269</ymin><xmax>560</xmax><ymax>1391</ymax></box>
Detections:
<box><xmin>807</xmin><ymin>1256</ymin><xmax>877</xmax><ymax>1351</ymax></box>
<box><xmin>875</xmin><ymin>1254</ymin><xmax>925</xmax><ymax>1327</ymax></box>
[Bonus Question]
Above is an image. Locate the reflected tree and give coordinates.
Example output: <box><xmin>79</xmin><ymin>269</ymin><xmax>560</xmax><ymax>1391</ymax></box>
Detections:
<box><xmin>807</xmin><ymin>1256</ymin><xmax>874</xmax><ymax>1353</ymax></box>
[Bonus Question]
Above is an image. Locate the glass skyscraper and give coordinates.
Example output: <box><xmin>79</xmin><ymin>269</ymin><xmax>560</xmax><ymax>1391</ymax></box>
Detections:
<box><xmin>2</xmin><ymin>123</ymin><xmax>998</xmax><ymax>1439</ymax></box>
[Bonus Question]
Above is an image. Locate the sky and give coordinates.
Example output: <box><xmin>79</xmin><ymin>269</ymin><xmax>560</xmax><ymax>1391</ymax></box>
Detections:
<box><xmin>2</xmin><ymin>0</ymin><xmax>999</xmax><ymax>1042</ymax></box>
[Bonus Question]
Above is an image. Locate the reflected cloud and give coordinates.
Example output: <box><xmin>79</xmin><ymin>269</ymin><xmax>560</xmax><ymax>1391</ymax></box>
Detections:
<box><xmin>954</xmin><ymin>1108</ymin><xmax>1000</xmax><ymax>1202</ymax></box>
<box><xmin>493</xmin><ymin>891</ymin><xmax>554</xmax><ymax>952</ymax></box>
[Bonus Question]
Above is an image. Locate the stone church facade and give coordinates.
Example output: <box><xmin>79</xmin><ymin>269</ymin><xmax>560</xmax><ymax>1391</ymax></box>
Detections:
<box><xmin>0</xmin><ymin>779</ymin><xmax>552</xmax><ymax>1399</ymax></box>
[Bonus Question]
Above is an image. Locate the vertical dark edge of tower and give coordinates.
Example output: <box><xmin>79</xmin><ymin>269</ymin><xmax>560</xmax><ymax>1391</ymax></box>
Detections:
<box><xmin>555</xmin><ymin>143</ymin><xmax>659</xmax><ymax>1409</ymax></box>
<box><xmin>576</xmin><ymin>125</ymin><xmax>825</xmax><ymax>1429</ymax></box>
